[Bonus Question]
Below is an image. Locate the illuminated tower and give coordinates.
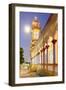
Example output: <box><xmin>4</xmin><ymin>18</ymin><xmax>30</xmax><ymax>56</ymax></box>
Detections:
<box><xmin>31</xmin><ymin>16</ymin><xmax>41</xmax><ymax>47</ymax></box>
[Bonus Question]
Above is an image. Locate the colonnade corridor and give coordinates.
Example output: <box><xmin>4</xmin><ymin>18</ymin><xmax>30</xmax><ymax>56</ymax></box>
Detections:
<box><xmin>29</xmin><ymin>34</ymin><xmax>58</xmax><ymax>76</ymax></box>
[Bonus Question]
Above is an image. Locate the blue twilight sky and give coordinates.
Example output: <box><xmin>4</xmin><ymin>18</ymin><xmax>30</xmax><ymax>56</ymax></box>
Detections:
<box><xmin>20</xmin><ymin>12</ymin><xmax>51</xmax><ymax>62</ymax></box>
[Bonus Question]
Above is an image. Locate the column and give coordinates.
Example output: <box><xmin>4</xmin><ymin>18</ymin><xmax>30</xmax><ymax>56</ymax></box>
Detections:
<box><xmin>40</xmin><ymin>49</ymin><xmax>43</xmax><ymax>68</ymax></box>
<box><xmin>45</xmin><ymin>44</ymin><xmax>49</xmax><ymax>71</ymax></box>
<box><xmin>43</xmin><ymin>47</ymin><xmax>45</xmax><ymax>69</ymax></box>
<box><xmin>52</xmin><ymin>39</ymin><xmax>57</xmax><ymax>73</ymax></box>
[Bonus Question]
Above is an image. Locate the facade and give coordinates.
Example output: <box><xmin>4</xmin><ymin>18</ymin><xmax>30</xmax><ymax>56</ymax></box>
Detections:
<box><xmin>30</xmin><ymin>14</ymin><xmax>58</xmax><ymax>74</ymax></box>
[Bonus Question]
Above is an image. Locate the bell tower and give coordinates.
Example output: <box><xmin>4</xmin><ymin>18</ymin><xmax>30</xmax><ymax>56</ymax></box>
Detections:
<box><xmin>31</xmin><ymin>16</ymin><xmax>40</xmax><ymax>47</ymax></box>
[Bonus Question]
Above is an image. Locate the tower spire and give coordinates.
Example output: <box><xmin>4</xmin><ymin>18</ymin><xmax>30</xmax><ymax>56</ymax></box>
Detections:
<box><xmin>31</xmin><ymin>17</ymin><xmax>41</xmax><ymax>48</ymax></box>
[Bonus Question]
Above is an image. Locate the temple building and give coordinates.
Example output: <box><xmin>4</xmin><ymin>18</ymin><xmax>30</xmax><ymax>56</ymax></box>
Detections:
<box><xmin>30</xmin><ymin>14</ymin><xmax>58</xmax><ymax>75</ymax></box>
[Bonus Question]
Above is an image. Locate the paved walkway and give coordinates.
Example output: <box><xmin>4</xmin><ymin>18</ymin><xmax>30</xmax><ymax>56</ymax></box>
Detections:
<box><xmin>20</xmin><ymin>64</ymin><xmax>57</xmax><ymax>77</ymax></box>
<box><xmin>20</xmin><ymin>68</ymin><xmax>38</xmax><ymax>77</ymax></box>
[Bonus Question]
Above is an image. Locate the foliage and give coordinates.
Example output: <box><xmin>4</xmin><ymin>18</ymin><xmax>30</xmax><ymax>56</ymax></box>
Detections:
<box><xmin>20</xmin><ymin>48</ymin><xmax>24</xmax><ymax>64</ymax></box>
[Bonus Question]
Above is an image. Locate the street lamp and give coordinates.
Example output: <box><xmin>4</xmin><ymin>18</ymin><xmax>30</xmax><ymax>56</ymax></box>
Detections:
<box><xmin>24</xmin><ymin>25</ymin><xmax>31</xmax><ymax>34</ymax></box>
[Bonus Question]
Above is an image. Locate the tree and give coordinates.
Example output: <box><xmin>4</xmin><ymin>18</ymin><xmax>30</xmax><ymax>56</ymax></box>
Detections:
<box><xmin>20</xmin><ymin>48</ymin><xmax>24</xmax><ymax>64</ymax></box>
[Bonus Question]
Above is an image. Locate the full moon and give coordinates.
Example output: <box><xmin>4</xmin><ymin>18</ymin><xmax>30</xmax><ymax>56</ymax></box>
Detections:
<box><xmin>24</xmin><ymin>25</ymin><xmax>31</xmax><ymax>33</ymax></box>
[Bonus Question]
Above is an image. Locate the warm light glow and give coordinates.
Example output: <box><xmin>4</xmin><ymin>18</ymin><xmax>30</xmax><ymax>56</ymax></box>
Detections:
<box><xmin>48</xmin><ymin>36</ymin><xmax>53</xmax><ymax>45</ymax></box>
<box><xmin>24</xmin><ymin>25</ymin><xmax>31</xmax><ymax>33</ymax></box>
<box><xmin>49</xmin><ymin>36</ymin><xmax>52</xmax><ymax>41</ymax></box>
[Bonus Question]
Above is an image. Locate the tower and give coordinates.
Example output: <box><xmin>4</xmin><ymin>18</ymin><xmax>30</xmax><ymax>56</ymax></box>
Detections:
<box><xmin>31</xmin><ymin>16</ymin><xmax>40</xmax><ymax>47</ymax></box>
<box><xmin>30</xmin><ymin>16</ymin><xmax>41</xmax><ymax>63</ymax></box>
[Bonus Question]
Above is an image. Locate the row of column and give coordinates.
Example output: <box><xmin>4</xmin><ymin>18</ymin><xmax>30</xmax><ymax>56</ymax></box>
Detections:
<box><xmin>40</xmin><ymin>39</ymin><xmax>57</xmax><ymax>72</ymax></box>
